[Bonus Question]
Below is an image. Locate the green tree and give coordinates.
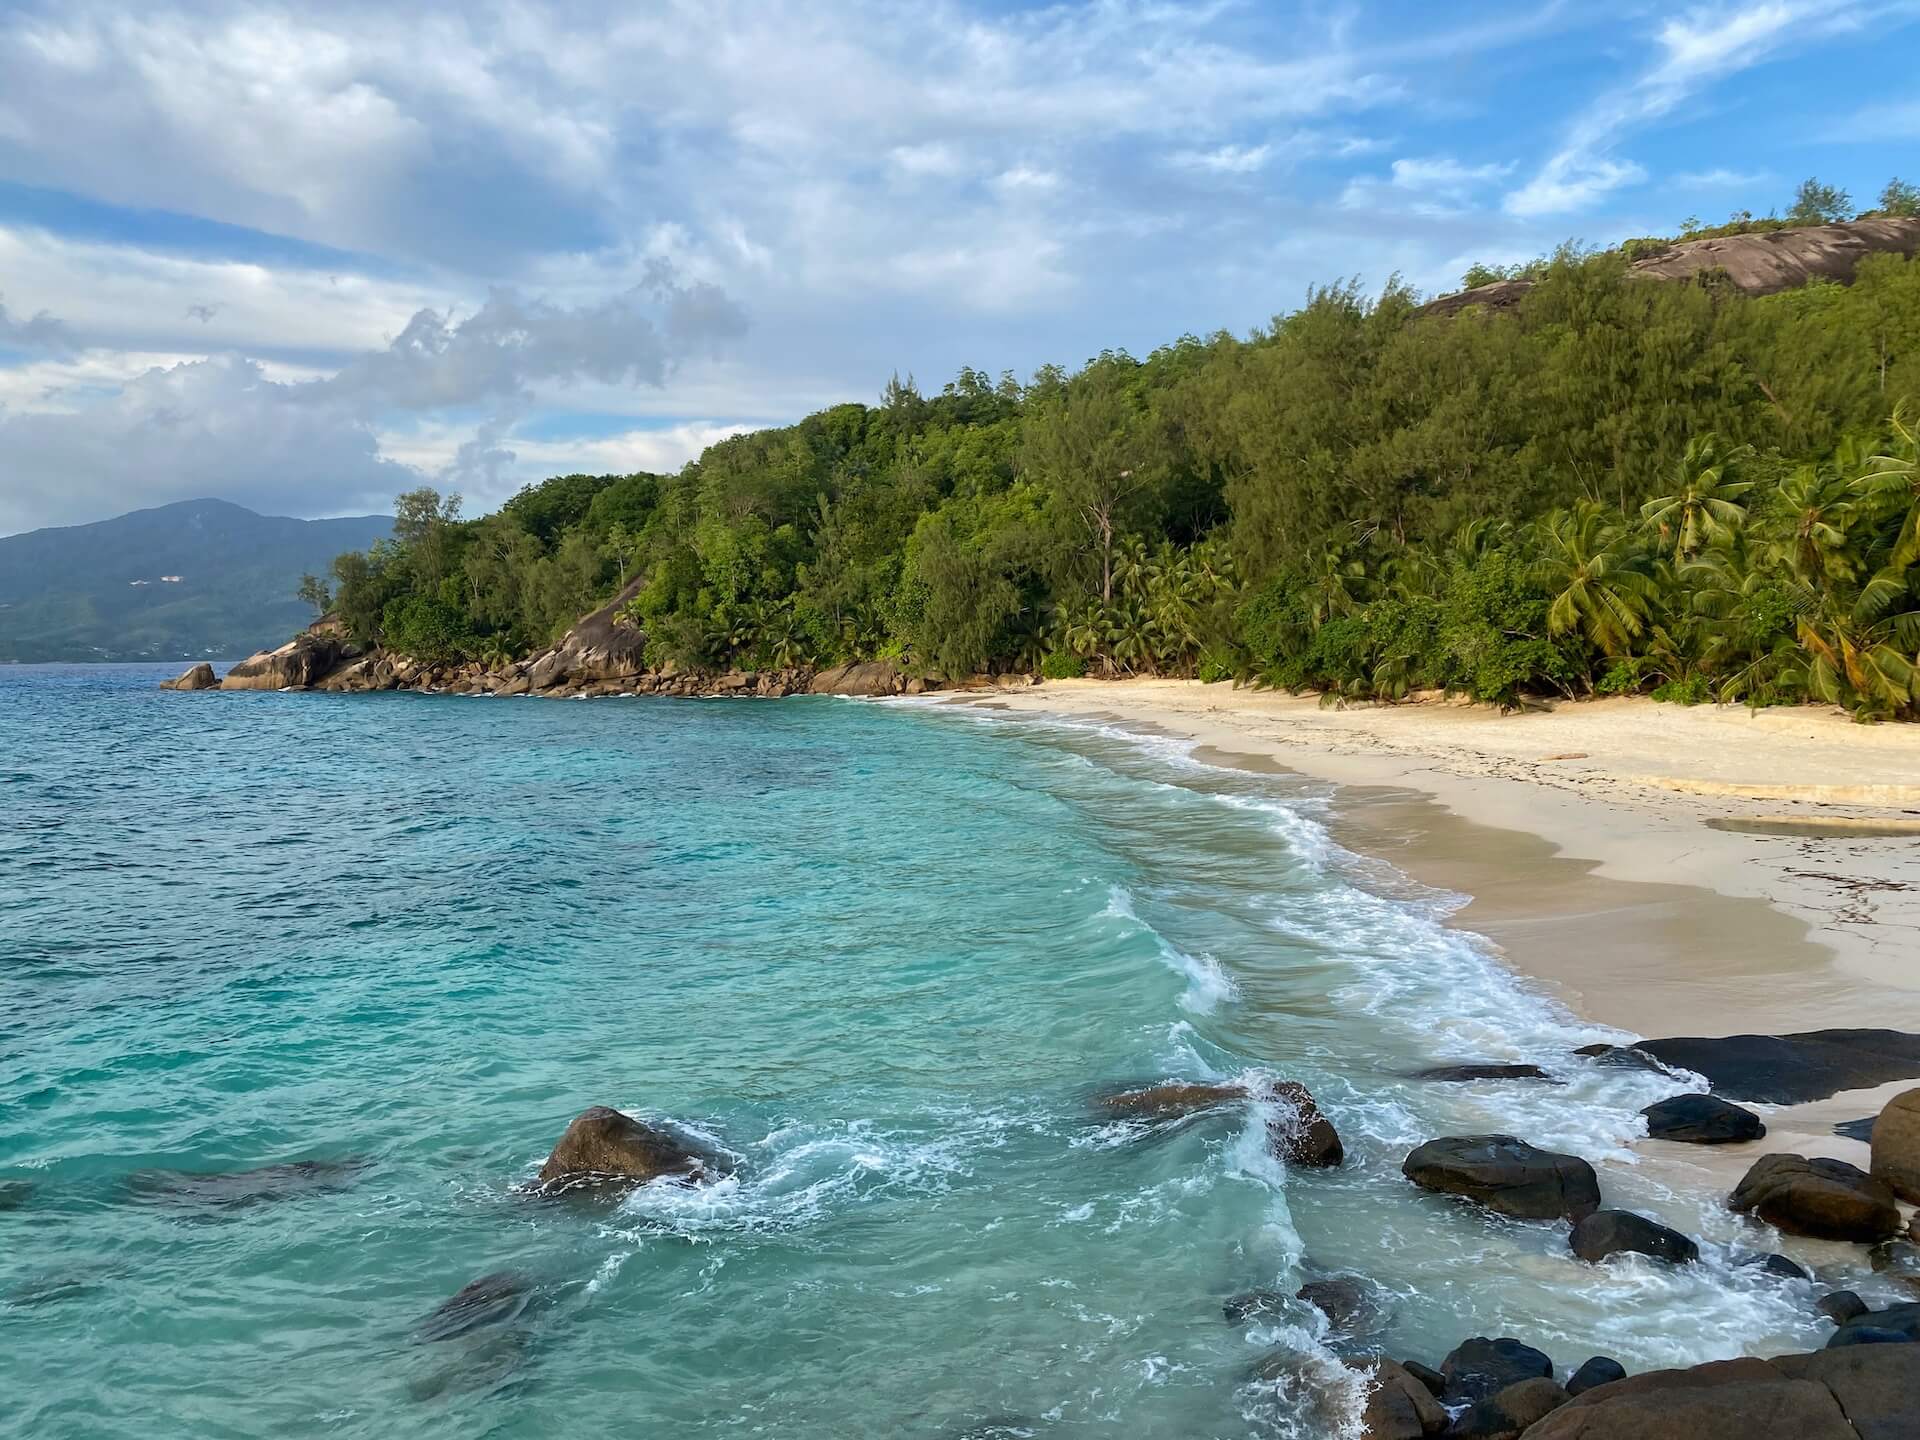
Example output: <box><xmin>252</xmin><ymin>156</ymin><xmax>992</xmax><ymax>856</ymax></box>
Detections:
<box><xmin>1876</xmin><ymin>178</ymin><xmax>1920</xmax><ymax>217</ymax></box>
<box><xmin>296</xmin><ymin>573</ymin><xmax>333</xmax><ymax>617</ymax></box>
<box><xmin>1640</xmin><ymin>435</ymin><xmax>1754</xmax><ymax>557</ymax></box>
<box><xmin>1787</xmin><ymin>177</ymin><xmax>1853</xmax><ymax>226</ymax></box>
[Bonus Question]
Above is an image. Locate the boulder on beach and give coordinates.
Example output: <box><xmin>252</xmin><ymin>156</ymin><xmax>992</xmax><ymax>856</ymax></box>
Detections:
<box><xmin>1570</xmin><ymin>1210</ymin><xmax>1700</xmax><ymax>1266</ymax></box>
<box><xmin>536</xmin><ymin>1106</ymin><xmax>718</xmax><ymax>1192</ymax></box>
<box><xmin>1642</xmin><ymin>1094</ymin><xmax>1766</xmax><ymax>1145</ymax></box>
<box><xmin>1635</xmin><ymin>1030</ymin><xmax>1920</xmax><ymax>1105</ymax></box>
<box><xmin>1565</xmin><ymin>1357</ymin><xmax>1628</xmax><ymax>1396</ymax></box>
<box><xmin>1268</xmin><ymin>1081</ymin><xmax>1343</xmax><ymax>1168</ymax></box>
<box><xmin>523</xmin><ymin>577</ymin><xmax>649</xmax><ymax>692</ymax></box>
<box><xmin>1521</xmin><ymin>1344</ymin><xmax>1920</xmax><ymax>1439</ymax></box>
<box><xmin>159</xmin><ymin>662</ymin><xmax>217</xmax><ymax>691</ymax></box>
<box><xmin>1413</xmin><ymin>1063</ymin><xmax>1558</xmax><ymax>1083</ymax></box>
<box><xmin>1403</xmin><ymin>1135</ymin><xmax>1601</xmax><ymax>1222</ymax></box>
<box><xmin>1357</xmin><ymin>1358</ymin><xmax>1448</xmax><ymax>1439</ymax></box>
<box><xmin>1728</xmin><ymin>1153</ymin><xmax>1901</xmax><ymax>1242</ymax></box>
<box><xmin>1869</xmin><ymin>1087</ymin><xmax>1920</xmax><ymax>1203</ymax></box>
<box><xmin>807</xmin><ymin>660</ymin><xmax>906</xmax><ymax>696</ymax></box>
<box><xmin>1439</xmin><ymin>1336</ymin><xmax>1555</xmax><ymax>1407</ymax></box>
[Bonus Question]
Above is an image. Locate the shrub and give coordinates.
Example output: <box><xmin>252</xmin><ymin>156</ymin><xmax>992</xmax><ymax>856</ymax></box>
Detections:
<box><xmin>1040</xmin><ymin>651</ymin><xmax>1085</xmax><ymax>679</ymax></box>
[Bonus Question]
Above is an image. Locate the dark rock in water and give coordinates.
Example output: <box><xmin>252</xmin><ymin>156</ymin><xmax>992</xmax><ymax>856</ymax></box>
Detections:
<box><xmin>1403</xmin><ymin>1135</ymin><xmax>1601</xmax><ymax>1222</ymax></box>
<box><xmin>1295</xmin><ymin>1276</ymin><xmax>1374</xmax><ymax>1332</ymax></box>
<box><xmin>1572</xmin><ymin>1043</ymin><xmax>1683</xmax><ymax>1077</ymax></box>
<box><xmin>1244</xmin><ymin>1348</ymin><xmax>1355</xmax><ymax>1437</ymax></box>
<box><xmin>0</xmin><ymin>1179</ymin><xmax>33</xmax><ymax>1212</ymax></box>
<box><xmin>1827</xmin><ymin>1325</ymin><xmax>1914</xmax><ymax>1348</ymax></box>
<box><xmin>1401</xmin><ymin>1359</ymin><xmax>1447</xmax><ymax>1397</ymax></box>
<box><xmin>1818</xmin><ymin>1291</ymin><xmax>1869</xmax><ymax>1325</ymax></box>
<box><xmin>1870</xmin><ymin>1238</ymin><xmax>1920</xmax><ymax>1273</ymax></box>
<box><xmin>1729</xmin><ymin>1153</ymin><xmax>1901</xmax><ymax>1242</ymax></box>
<box><xmin>1738</xmin><ymin>1252</ymin><xmax>1811</xmax><ymax>1281</ymax></box>
<box><xmin>1099</xmin><ymin>1081</ymin><xmax>1250</xmax><ymax>1119</ymax></box>
<box><xmin>1451</xmin><ymin>1377</ymin><xmax>1570</xmax><ymax>1438</ymax></box>
<box><xmin>1570</xmin><ymin>1210</ymin><xmax>1700</xmax><ymax>1266</ymax></box>
<box><xmin>1641</xmin><ymin>1094</ymin><xmax>1766</xmax><ymax>1145</ymax></box>
<box><xmin>1355</xmin><ymin>1359</ymin><xmax>1447</xmax><ymax>1439</ymax></box>
<box><xmin>1565</xmin><ymin>1356</ymin><xmax>1628</xmax><ymax>1396</ymax></box>
<box><xmin>123</xmin><ymin>1158</ymin><xmax>367</xmax><ymax>1210</ymax></box>
<box><xmin>159</xmin><ymin>662</ymin><xmax>217</xmax><ymax>691</ymax></box>
<box><xmin>1523</xmin><ymin>1343</ymin><xmax>1920</xmax><ymax>1438</ymax></box>
<box><xmin>6</xmin><ymin>1268</ymin><xmax>111</xmax><ymax>1308</ymax></box>
<box><xmin>1268</xmin><ymin>1081</ymin><xmax>1343</xmax><ymax>1168</ymax></box>
<box><xmin>1413</xmin><ymin>1063</ymin><xmax>1558</xmax><ymax>1083</ymax></box>
<box><xmin>1828</xmin><ymin>1302</ymin><xmax>1920</xmax><ymax>1348</ymax></box>
<box><xmin>942</xmin><ymin>1417</ymin><xmax>1039</xmax><ymax>1439</ymax></box>
<box><xmin>1834</xmin><ymin>1116</ymin><xmax>1878</xmax><ymax>1143</ymax></box>
<box><xmin>1440</xmin><ymin>1336</ymin><xmax>1555</xmax><ymax>1407</ymax></box>
<box><xmin>536</xmin><ymin>1106</ymin><xmax>719</xmax><ymax>1192</ymax></box>
<box><xmin>1635</xmin><ymin>1030</ymin><xmax>1920</xmax><ymax>1105</ymax></box>
<box><xmin>407</xmin><ymin>1330</ymin><xmax>533</xmax><ymax>1403</ymax></box>
<box><xmin>1223</xmin><ymin>1288</ymin><xmax>1289</xmax><ymax>1325</ymax></box>
<box><xmin>415</xmin><ymin>1271</ymin><xmax>535</xmax><ymax>1343</ymax></box>
<box><xmin>1869</xmin><ymin>1087</ymin><xmax>1920</xmax><ymax>1203</ymax></box>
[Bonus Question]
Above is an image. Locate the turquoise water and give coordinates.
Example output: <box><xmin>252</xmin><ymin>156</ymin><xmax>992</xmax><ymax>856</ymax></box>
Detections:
<box><xmin>0</xmin><ymin>668</ymin><xmax>1842</xmax><ymax>1438</ymax></box>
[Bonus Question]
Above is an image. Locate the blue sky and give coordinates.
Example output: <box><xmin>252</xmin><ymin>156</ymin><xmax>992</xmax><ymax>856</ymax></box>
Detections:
<box><xmin>1</xmin><ymin>0</ymin><xmax>1917</xmax><ymax>534</ymax></box>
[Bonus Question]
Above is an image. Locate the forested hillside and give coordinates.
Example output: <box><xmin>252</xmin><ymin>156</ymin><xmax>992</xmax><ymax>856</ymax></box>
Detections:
<box><xmin>324</xmin><ymin>199</ymin><xmax>1920</xmax><ymax>719</ymax></box>
<box><xmin>0</xmin><ymin>500</ymin><xmax>392</xmax><ymax>662</ymax></box>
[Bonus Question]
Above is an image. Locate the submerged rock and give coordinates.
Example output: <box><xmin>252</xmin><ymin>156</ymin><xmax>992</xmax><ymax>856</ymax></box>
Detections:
<box><xmin>159</xmin><ymin>662</ymin><xmax>217</xmax><ymax>691</ymax></box>
<box><xmin>1737</xmin><ymin>1252</ymin><xmax>1811</xmax><ymax>1282</ymax></box>
<box><xmin>1728</xmin><ymin>1153</ymin><xmax>1901</xmax><ymax>1242</ymax></box>
<box><xmin>123</xmin><ymin>1158</ymin><xmax>367</xmax><ymax>1210</ymax></box>
<box><xmin>1572</xmin><ymin>1043</ymin><xmax>1684</xmax><ymax>1077</ymax></box>
<box><xmin>536</xmin><ymin>1106</ymin><xmax>719</xmax><ymax>1192</ymax></box>
<box><xmin>1565</xmin><ymin>1356</ymin><xmax>1627</xmax><ymax>1396</ymax></box>
<box><xmin>1223</xmin><ymin>1287</ymin><xmax>1290</xmax><ymax>1325</ymax></box>
<box><xmin>1402</xmin><ymin>1135</ymin><xmax>1601</xmax><ymax>1222</ymax></box>
<box><xmin>1635</xmin><ymin>1030</ymin><xmax>1920</xmax><ymax>1105</ymax></box>
<box><xmin>1098</xmin><ymin>1081</ymin><xmax>1250</xmax><ymax>1119</ymax></box>
<box><xmin>1296</xmin><ymin>1276</ymin><xmax>1375</xmax><ymax>1333</ymax></box>
<box><xmin>1096</xmin><ymin>1077</ymin><xmax>1342</xmax><ymax>1166</ymax></box>
<box><xmin>1569</xmin><ymin>1210</ymin><xmax>1700</xmax><ymax>1266</ymax></box>
<box><xmin>0</xmin><ymin>1179</ymin><xmax>33</xmax><ymax>1212</ymax></box>
<box><xmin>415</xmin><ymin>1271</ymin><xmax>536</xmax><ymax>1343</ymax></box>
<box><xmin>1412</xmin><ymin>1063</ymin><xmax>1558</xmax><ymax>1083</ymax></box>
<box><xmin>1641</xmin><ymin>1094</ymin><xmax>1766</xmax><ymax>1145</ymax></box>
<box><xmin>1439</xmin><ymin>1336</ymin><xmax>1555</xmax><ymax>1407</ymax></box>
<box><xmin>1869</xmin><ymin>1087</ymin><xmax>1920</xmax><ymax>1203</ymax></box>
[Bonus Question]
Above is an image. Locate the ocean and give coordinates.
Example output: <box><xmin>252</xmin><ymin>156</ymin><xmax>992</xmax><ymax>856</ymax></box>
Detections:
<box><xmin>0</xmin><ymin>665</ymin><xmax>1834</xmax><ymax>1438</ymax></box>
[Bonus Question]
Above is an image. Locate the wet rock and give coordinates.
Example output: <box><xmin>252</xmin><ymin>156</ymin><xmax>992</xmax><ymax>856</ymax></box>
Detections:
<box><xmin>1869</xmin><ymin>1087</ymin><xmax>1920</xmax><ymax>1203</ymax></box>
<box><xmin>1358</xmin><ymin>1358</ymin><xmax>1447</xmax><ymax>1439</ymax></box>
<box><xmin>1522</xmin><ymin>1344</ymin><xmax>1920</xmax><ymax>1439</ymax></box>
<box><xmin>1450</xmin><ymin>1377</ymin><xmax>1569</xmax><ymax>1438</ymax></box>
<box><xmin>1412</xmin><ymin>1064</ymin><xmax>1558</xmax><ymax>1083</ymax></box>
<box><xmin>123</xmin><ymin>1158</ymin><xmax>367</xmax><ymax>1210</ymax></box>
<box><xmin>1098</xmin><ymin>1081</ymin><xmax>1250</xmax><ymax>1119</ymax></box>
<box><xmin>1296</xmin><ymin>1276</ymin><xmax>1373</xmax><ymax>1332</ymax></box>
<box><xmin>1439</xmin><ymin>1336</ymin><xmax>1554</xmax><ymax>1407</ymax></box>
<box><xmin>1569</xmin><ymin>1210</ymin><xmax>1700</xmax><ymax>1266</ymax></box>
<box><xmin>1828</xmin><ymin>1325</ymin><xmax>1913</xmax><ymax>1348</ymax></box>
<box><xmin>1728</xmin><ymin>1153</ymin><xmax>1901</xmax><ymax>1242</ymax></box>
<box><xmin>1268</xmin><ymin>1081</ymin><xmax>1343</xmax><ymax>1168</ymax></box>
<box><xmin>1641</xmin><ymin>1094</ymin><xmax>1766</xmax><ymax>1145</ymax></box>
<box><xmin>1818</xmin><ymin>1291</ymin><xmax>1869</xmax><ymax>1325</ymax></box>
<box><xmin>536</xmin><ymin>1105</ymin><xmax>719</xmax><ymax>1192</ymax></box>
<box><xmin>415</xmin><ymin>1271</ymin><xmax>535</xmax><ymax>1343</ymax></box>
<box><xmin>1403</xmin><ymin>1135</ymin><xmax>1601</xmax><ymax>1222</ymax></box>
<box><xmin>1635</xmin><ymin>1030</ymin><xmax>1920</xmax><ymax>1105</ymax></box>
<box><xmin>1829</xmin><ymin>1301</ymin><xmax>1920</xmax><ymax>1345</ymax></box>
<box><xmin>1565</xmin><ymin>1356</ymin><xmax>1627</xmax><ymax>1396</ymax></box>
<box><xmin>1572</xmin><ymin>1044</ymin><xmax>1684</xmax><ymax>1077</ymax></box>
<box><xmin>942</xmin><ymin>1416</ymin><xmax>1040</xmax><ymax>1439</ymax></box>
<box><xmin>1401</xmin><ymin>1360</ymin><xmax>1447</xmax><ymax>1397</ymax></box>
<box><xmin>1737</xmin><ymin>1252</ymin><xmax>1811</xmax><ymax>1281</ymax></box>
<box><xmin>1223</xmin><ymin>1288</ymin><xmax>1289</xmax><ymax>1325</ymax></box>
<box><xmin>159</xmin><ymin>662</ymin><xmax>218</xmax><ymax>691</ymax></box>
<box><xmin>0</xmin><ymin>1179</ymin><xmax>33</xmax><ymax>1212</ymax></box>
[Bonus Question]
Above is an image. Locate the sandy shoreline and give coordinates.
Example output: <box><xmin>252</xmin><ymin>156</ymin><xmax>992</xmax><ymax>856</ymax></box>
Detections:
<box><xmin>940</xmin><ymin>680</ymin><xmax>1920</xmax><ymax>1172</ymax></box>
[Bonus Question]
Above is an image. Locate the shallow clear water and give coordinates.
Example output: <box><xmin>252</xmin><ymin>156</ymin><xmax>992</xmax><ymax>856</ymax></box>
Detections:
<box><xmin>0</xmin><ymin>667</ymin><xmax>1858</xmax><ymax>1439</ymax></box>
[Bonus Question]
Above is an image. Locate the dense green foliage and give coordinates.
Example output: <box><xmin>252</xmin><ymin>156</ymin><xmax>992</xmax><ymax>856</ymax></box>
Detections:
<box><xmin>0</xmin><ymin>499</ymin><xmax>392</xmax><ymax>662</ymax></box>
<box><xmin>327</xmin><ymin>228</ymin><xmax>1920</xmax><ymax>718</ymax></box>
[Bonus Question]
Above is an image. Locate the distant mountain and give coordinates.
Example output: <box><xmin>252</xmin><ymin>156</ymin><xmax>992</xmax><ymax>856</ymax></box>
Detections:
<box><xmin>0</xmin><ymin>499</ymin><xmax>393</xmax><ymax>662</ymax></box>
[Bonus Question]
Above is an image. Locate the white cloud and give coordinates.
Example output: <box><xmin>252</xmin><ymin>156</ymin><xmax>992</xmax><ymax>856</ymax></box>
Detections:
<box><xmin>1338</xmin><ymin>154</ymin><xmax>1513</xmax><ymax>215</ymax></box>
<box><xmin>1170</xmin><ymin>143</ymin><xmax>1274</xmax><ymax>174</ymax></box>
<box><xmin>1671</xmin><ymin>166</ymin><xmax>1769</xmax><ymax>187</ymax></box>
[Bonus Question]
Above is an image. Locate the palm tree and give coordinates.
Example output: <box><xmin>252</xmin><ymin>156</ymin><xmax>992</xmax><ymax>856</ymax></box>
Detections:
<box><xmin>1302</xmin><ymin>545</ymin><xmax>1367</xmax><ymax>627</ymax></box>
<box><xmin>1787</xmin><ymin>577</ymin><xmax>1919</xmax><ymax>719</ymax></box>
<box><xmin>1641</xmin><ymin>434</ymin><xmax>1754</xmax><ymax>557</ymax></box>
<box><xmin>1862</xmin><ymin>404</ymin><xmax>1920</xmax><ymax>568</ymax></box>
<box><xmin>1533</xmin><ymin>502</ymin><xmax>1659</xmax><ymax>657</ymax></box>
<box><xmin>1766</xmin><ymin>462</ymin><xmax>1860</xmax><ymax>583</ymax></box>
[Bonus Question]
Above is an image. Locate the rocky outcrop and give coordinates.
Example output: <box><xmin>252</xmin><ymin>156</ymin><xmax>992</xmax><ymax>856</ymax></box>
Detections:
<box><xmin>1403</xmin><ymin>1135</ymin><xmax>1601</xmax><ymax>1222</ymax></box>
<box><xmin>219</xmin><ymin>631</ymin><xmax>345</xmax><ymax>690</ymax></box>
<box><xmin>1869</xmin><ymin>1088</ymin><xmax>1920</xmax><ymax>1203</ymax></box>
<box><xmin>1359</xmin><ymin>1359</ymin><xmax>1448</xmax><ymax>1438</ymax></box>
<box><xmin>808</xmin><ymin>660</ymin><xmax>906</xmax><ymax>696</ymax></box>
<box><xmin>1569</xmin><ymin>1210</ymin><xmax>1699</xmax><ymax>1266</ymax></box>
<box><xmin>1419</xmin><ymin>217</ymin><xmax>1920</xmax><ymax>318</ymax></box>
<box><xmin>159</xmin><ymin>662</ymin><xmax>217</xmax><ymax>690</ymax></box>
<box><xmin>524</xmin><ymin>577</ymin><xmax>651</xmax><ymax>691</ymax></box>
<box><xmin>1642</xmin><ymin>1094</ymin><xmax>1766</xmax><ymax>1144</ymax></box>
<box><xmin>1522</xmin><ymin>1344</ymin><xmax>1920</xmax><ymax>1439</ymax></box>
<box><xmin>1729</xmin><ymin>1154</ymin><xmax>1901</xmax><ymax>1242</ymax></box>
<box><xmin>1633</xmin><ymin>1030</ymin><xmax>1920</xmax><ymax>1105</ymax></box>
<box><xmin>536</xmin><ymin>1106</ymin><xmax>720</xmax><ymax>1192</ymax></box>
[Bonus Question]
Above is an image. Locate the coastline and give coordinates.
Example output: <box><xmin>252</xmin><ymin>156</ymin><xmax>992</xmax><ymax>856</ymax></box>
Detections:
<box><xmin>940</xmin><ymin>679</ymin><xmax>1920</xmax><ymax>1175</ymax></box>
